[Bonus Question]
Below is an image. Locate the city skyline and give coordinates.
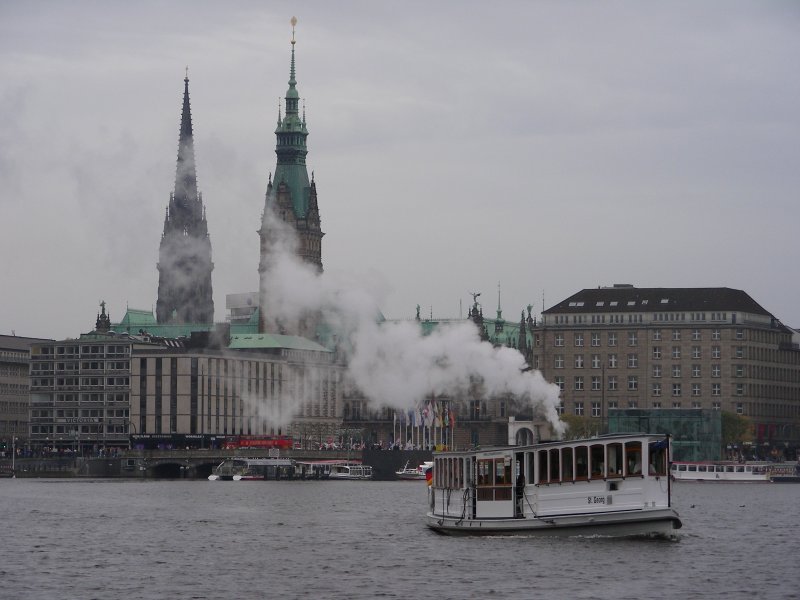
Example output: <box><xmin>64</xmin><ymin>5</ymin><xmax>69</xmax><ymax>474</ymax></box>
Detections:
<box><xmin>1</xmin><ymin>2</ymin><xmax>798</xmax><ymax>340</ymax></box>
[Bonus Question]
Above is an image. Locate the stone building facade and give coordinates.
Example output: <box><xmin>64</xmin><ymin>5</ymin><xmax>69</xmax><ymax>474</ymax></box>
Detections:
<box><xmin>530</xmin><ymin>285</ymin><xmax>800</xmax><ymax>445</ymax></box>
<box><xmin>0</xmin><ymin>334</ymin><xmax>51</xmax><ymax>450</ymax></box>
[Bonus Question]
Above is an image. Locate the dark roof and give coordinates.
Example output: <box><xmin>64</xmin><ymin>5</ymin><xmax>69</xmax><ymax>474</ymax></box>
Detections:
<box><xmin>544</xmin><ymin>286</ymin><xmax>772</xmax><ymax>317</ymax></box>
<box><xmin>0</xmin><ymin>335</ymin><xmax>54</xmax><ymax>351</ymax></box>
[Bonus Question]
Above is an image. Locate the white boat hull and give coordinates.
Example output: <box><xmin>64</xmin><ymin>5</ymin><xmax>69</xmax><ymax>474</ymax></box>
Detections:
<box><xmin>425</xmin><ymin>507</ymin><xmax>681</xmax><ymax>539</ymax></box>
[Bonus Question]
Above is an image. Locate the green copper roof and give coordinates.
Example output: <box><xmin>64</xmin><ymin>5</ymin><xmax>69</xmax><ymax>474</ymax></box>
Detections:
<box><xmin>229</xmin><ymin>333</ymin><xmax>330</xmax><ymax>352</ymax></box>
<box><xmin>113</xmin><ymin>308</ymin><xmax>212</xmax><ymax>338</ymax></box>
<box><xmin>272</xmin><ymin>25</ymin><xmax>311</xmax><ymax>218</ymax></box>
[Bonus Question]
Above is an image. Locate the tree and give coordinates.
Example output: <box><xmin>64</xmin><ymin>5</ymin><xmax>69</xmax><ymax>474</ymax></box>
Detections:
<box><xmin>720</xmin><ymin>411</ymin><xmax>752</xmax><ymax>448</ymax></box>
<box><xmin>560</xmin><ymin>414</ymin><xmax>604</xmax><ymax>440</ymax></box>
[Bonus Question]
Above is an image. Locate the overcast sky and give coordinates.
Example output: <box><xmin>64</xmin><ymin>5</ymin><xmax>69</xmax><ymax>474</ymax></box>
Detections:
<box><xmin>1</xmin><ymin>1</ymin><xmax>798</xmax><ymax>340</ymax></box>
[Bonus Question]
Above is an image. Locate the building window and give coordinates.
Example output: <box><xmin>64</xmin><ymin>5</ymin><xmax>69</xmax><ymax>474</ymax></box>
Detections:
<box><xmin>591</xmin><ymin>354</ymin><xmax>600</xmax><ymax>369</ymax></box>
<box><xmin>653</xmin><ymin>365</ymin><xmax>662</xmax><ymax>378</ymax></box>
<box><xmin>555</xmin><ymin>334</ymin><xmax>564</xmax><ymax>347</ymax></box>
<box><xmin>628</xmin><ymin>332</ymin><xmax>637</xmax><ymax>346</ymax></box>
<box><xmin>692</xmin><ymin>346</ymin><xmax>701</xmax><ymax>359</ymax></box>
<box><xmin>652</xmin><ymin>330</ymin><xmax>661</xmax><ymax>341</ymax></box>
<box><xmin>628</xmin><ymin>354</ymin><xmax>638</xmax><ymax>368</ymax></box>
<box><xmin>608</xmin><ymin>376</ymin><xmax>618</xmax><ymax>391</ymax></box>
<box><xmin>628</xmin><ymin>399</ymin><xmax>638</xmax><ymax>409</ymax></box>
<box><xmin>672</xmin><ymin>329</ymin><xmax>681</xmax><ymax>341</ymax></box>
<box><xmin>652</xmin><ymin>401</ymin><xmax>662</xmax><ymax>409</ymax></box>
<box><xmin>591</xmin><ymin>376</ymin><xmax>601</xmax><ymax>391</ymax></box>
<box><xmin>574</xmin><ymin>402</ymin><xmax>584</xmax><ymax>416</ymax></box>
<box><xmin>556</xmin><ymin>401</ymin><xmax>564</xmax><ymax>415</ymax></box>
<box><xmin>712</xmin><ymin>364</ymin><xmax>721</xmax><ymax>378</ymax></box>
<box><xmin>735</xmin><ymin>328</ymin><xmax>744</xmax><ymax>340</ymax></box>
<box><xmin>672</xmin><ymin>365</ymin><xmax>681</xmax><ymax>378</ymax></box>
<box><xmin>735</xmin><ymin>365</ymin><xmax>744</xmax><ymax>377</ymax></box>
<box><xmin>712</xmin><ymin>383</ymin><xmax>721</xmax><ymax>396</ymax></box>
<box><xmin>554</xmin><ymin>355</ymin><xmax>564</xmax><ymax>369</ymax></box>
<box><xmin>608</xmin><ymin>354</ymin><xmax>618</xmax><ymax>368</ymax></box>
<box><xmin>712</xmin><ymin>329</ymin><xmax>721</xmax><ymax>340</ymax></box>
<box><xmin>735</xmin><ymin>346</ymin><xmax>744</xmax><ymax>359</ymax></box>
<box><xmin>692</xmin><ymin>383</ymin><xmax>701</xmax><ymax>396</ymax></box>
<box><xmin>672</xmin><ymin>401</ymin><xmax>682</xmax><ymax>409</ymax></box>
<box><xmin>591</xmin><ymin>333</ymin><xmax>600</xmax><ymax>347</ymax></box>
<box><xmin>692</xmin><ymin>329</ymin><xmax>701</xmax><ymax>341</ymax></box>
<box><xmin>672</xmin><ymin>383</ymin><xmax>682</xmax><ymax>396</ymax></box>
<box><xmin>555</xmin><ymin>376</ymin><xmax>565</xmax><ymax>391</ymax></box>
<box><xmin>608</xmin><ymin>333</ymin><xmax>617</xmax><ymax>347</ymax></box>
<box><xmin>591</xmin><ymin>402</ymin><xmax>601</xmax><ymax>417</ymax></box>
<box><xmin>736</xmin><ymin>383</ymin><xmax>745</xmax><ymax>396</ymax></box>
<box><xmin>652</xmin><ymin>382</ymin><xmax>662</xmax><ymax>396</ymax></box>
<box><xmin>671</xmin><ymin>346</ymin><xmax>681</xmax><ymax>359</ymax></box>
<box><xmin>736</xmin><ymin>402</ymin><xmax>744</xmax><ymax>415</ymax></box>
<box><xmin>652</xmin><ymin>346</ymin><xmax>662</xmax><ymax>360</ymax></box>
<box><xmin>574</xmin><ymin>333</ymin><xmax>584</xmax><ymax>347</ymax></box>
<box><xmin>608</xmin><ymin>400</ymin><xmax>618</xmax><ymax>409</ymax></box>
<box><xmin>628</xmin><ymin>376</ymin><xmax>638</xmax><ymax>391</ymax></box>
<box><xmin>575</xmin><ymin>355</ymin><xmax>584</xmax><ymax>368</ymax></box>
<box><xmin>692</xmin><ymin>364</ymin><xmax>701</xmax><ymax>378</ymax></box>
<box><xmin>574</xmin><ymin>376</ymin><xmax>584</xmax><ymax>391</ymax></box>
<box><xmin>712</xmin><ymin>346</ymin><xmax>721</xmax><ymax>359</ymax></box>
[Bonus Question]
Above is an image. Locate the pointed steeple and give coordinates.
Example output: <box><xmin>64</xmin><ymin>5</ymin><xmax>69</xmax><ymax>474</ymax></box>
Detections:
<box><xmin>156</xmin><ymin>71</ymin><xmax>214</xmax><ymax>325</ymax></box>
<box><xmin>174</xmin><ymin>69</ymin><xmax>198</xmax><ymax>206</ymax></box>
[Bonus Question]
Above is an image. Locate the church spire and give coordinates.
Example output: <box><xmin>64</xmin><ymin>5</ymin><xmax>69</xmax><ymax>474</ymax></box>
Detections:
<box><xmin>174</xmin><ymin>69</ymin><xmax>198</xmax><ymax>206</ymax></box>
<box><xmin>156</xmin><ymin>71</ymin><xmax>214</xmax><ymax>325</ymax></box>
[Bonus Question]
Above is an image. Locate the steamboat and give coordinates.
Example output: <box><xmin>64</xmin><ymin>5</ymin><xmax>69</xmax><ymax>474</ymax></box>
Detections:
<box><xmin>426</xmin><ymin>433</ymin><xmax>681</xmax><ymax>539</ymax></box>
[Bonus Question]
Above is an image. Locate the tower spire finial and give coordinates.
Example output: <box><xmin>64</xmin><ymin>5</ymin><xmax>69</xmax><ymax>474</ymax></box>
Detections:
<box><xmin>185</xmin><ymin>65</ymin><xmax>189</xmax><ymax>81</ymax></box>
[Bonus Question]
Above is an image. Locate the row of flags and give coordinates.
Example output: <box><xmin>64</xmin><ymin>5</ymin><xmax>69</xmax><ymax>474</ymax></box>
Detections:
<box><xmin>393</xmin><ymin>399</ymin><xmax>456</xmax><ymax>429</ymax></box>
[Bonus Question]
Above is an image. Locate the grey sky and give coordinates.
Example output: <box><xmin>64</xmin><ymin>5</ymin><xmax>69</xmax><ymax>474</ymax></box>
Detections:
<box><xmin>1</xmin><ymin>1</ymin><xmax>798</xmax><ymax>340</ymax></box>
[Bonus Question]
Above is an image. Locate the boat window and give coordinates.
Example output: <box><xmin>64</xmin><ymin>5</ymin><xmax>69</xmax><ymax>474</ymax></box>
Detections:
<box><xmin>725</xmin><ymin>466</ymin><xmax>734</xmax><ymax>472</ymax></box>
<box><xmin>526</xmin><ymin>451</ymin><xmax>535</xmax><ymax>485</ymax></box>
<box><xmin>549</xmin><ymin>449</ymin><xmax>561</xmax><ymax>482</ymax></box>
<box><xmin>561</xmin><ymin>447</ymin><xmax>574</xmax><ymax>481</ymax></box>
<box><xmin>688</xmin><ymin>465</ymin><xmax>696</xmax><ymax>472</ymax></box>
<box><xmin>575</xmin><ymin>446</ymin><xmax>588</xmax><ymax>480</ymax></box>
<box><xmin>590</xmin><ymin>444</ymin><xmax>605</xmax><ymax>479</ymax></box>
<box><xmin>698</xmin><ymin>465</ymin><xmax>707</xmax><ymax>472</ymax></box>
<box><xmin>538</xmin><ymin>450</ymin><xmax>549</xmax><ymax>484</ymax></box>
<box><xmin>735</xmin><ymin>466</ymin><xmax>744</xmax><ymax>473</ymax></box>
<box><xmin>625</xmin><ymin>442</ymin><xmax>642</xmax><ymax>476</ymax></box>
<box><xmin>648</xmin><ymin>441</ymin><xmax>668</xmax><ymax>476</ymax></box>
<box><xmin>607</xmin><ymin>443</ymin><xmax>623</xmax><ymax>477</ymax></box>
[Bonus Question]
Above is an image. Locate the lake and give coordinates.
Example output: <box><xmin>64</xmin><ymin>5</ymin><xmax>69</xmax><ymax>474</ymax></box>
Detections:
<box><xmin>0</xmin><ymin>479</ymin><xmax>797</xmax><ymax>599</ymax></box>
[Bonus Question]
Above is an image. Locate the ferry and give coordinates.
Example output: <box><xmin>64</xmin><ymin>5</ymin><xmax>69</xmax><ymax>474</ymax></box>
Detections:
<box><xmin>670</xmin><ymin>461</ymin><xmax>800</xmax><ymax>483</ymax></box>
<box><xmin>396</xmin><ymin>461</ymin><xmax>433</xmax><ymax>481</ymax></box>
<box><xmin>208</xmin><ymin>457</ymin><xmax>295</xmax><ymax>481</ymax></box>
<box><xmin>328</xmin><ymin>462</ymin><xmax>373</xmax><ymax>480</ymax></box>
<box><xmin>426</xmin><ymin>433</ymin><xmax>682</xmax><ymax>539</ymax></box>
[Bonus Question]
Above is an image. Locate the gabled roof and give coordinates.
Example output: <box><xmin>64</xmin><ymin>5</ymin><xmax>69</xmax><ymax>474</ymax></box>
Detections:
<box><xmin>544</xmin><ymin>286</ymin><xmax>772</xmax><ymax>317</ymax></box>
<box><xmin>228</xmin><ymin>333</ymin><xmax>330</xmax><ymax>353</ymax></box>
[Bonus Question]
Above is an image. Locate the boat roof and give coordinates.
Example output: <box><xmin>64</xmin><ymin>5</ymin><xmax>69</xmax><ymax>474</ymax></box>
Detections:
<box><xmin>434</xmin><ymin>433</ymin><xmax>669</xmax><ymax>458</ymax></box>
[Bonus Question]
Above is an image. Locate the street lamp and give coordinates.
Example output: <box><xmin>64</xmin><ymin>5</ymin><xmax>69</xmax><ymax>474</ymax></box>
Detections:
<box><xmin>11</xmin><ymin>436</ymin><xmax>17</xmax><ymax>478</ymax></box>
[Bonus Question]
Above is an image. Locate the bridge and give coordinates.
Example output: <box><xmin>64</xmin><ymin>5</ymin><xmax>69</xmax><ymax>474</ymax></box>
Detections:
<box><xmin>2</xmin><ymin>448</ymin><xmax>432</xmax><ymax>480</ymax></box>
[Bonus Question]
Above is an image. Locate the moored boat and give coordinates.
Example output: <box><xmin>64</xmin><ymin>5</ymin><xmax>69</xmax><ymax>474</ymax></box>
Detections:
<box><xmin>669</xmin><ymin>461</ymin><xmax>773</xmax><ymax>483</ymax></box>
<box><xmin>396</xmin><ymin>461</ymin><xmax>433</xmax><ymax>481</ymax></box>
<box><xmin>426</xmin><ymin>433</ymin><xmax>682</xmax><ymax>539</ymax></box>
<box><xmin>208</xmin><ymin>457</ymin><xmax>295</xmax><ymax>481</ymax></box>
<box><xmin>329</xmin><ymin>462</ymin><xmax>373</xmax><ymax>480</ymax></box>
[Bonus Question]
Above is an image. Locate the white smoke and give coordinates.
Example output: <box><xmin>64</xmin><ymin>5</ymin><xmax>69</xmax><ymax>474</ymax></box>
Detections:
<box><xmin>257</xmin><ymin>201</ymin><xmax>565</xmax><ymax>436</ymax></box>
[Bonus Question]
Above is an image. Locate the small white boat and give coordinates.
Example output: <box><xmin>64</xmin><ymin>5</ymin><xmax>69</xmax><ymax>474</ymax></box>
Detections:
<box><xmin>329</xmin><ymin>462</ymin><xmax>373</xmax><ymax>480</ymax></box>
<box><xmin>208</xmin><ymin>458</ymin><xmax>295</xmax><ymax>481</ymax></box>
<box><xmin>670</xmin><ymin>461</ymin><xmax>800</xmax><ymax>483</ymax></box>
<box><xmin>426</xmin><ymin>433</ymin><xmax>681</xmax><ymax>539</ymax></box>
<box><xmin>396</xmin><ymin>461</ymin><xmax>433</xmax><ymax>481</ymax></box>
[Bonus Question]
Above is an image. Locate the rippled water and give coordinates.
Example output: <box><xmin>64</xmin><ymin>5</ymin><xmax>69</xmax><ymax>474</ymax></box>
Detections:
<box><xmin>1</xmin><ymin>479</ymin><xmax>798</xmax><ymax>599</ymax></box>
